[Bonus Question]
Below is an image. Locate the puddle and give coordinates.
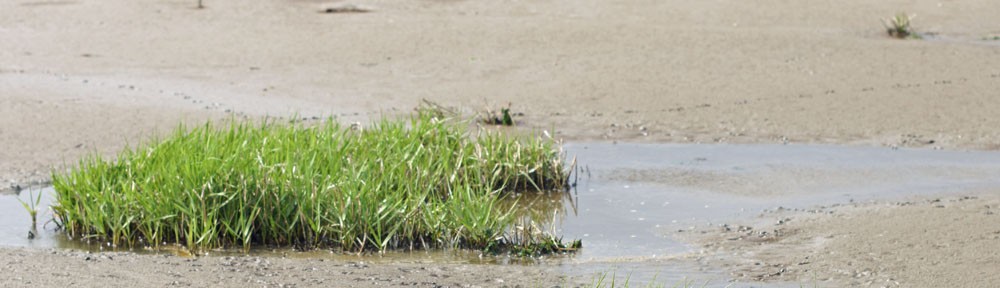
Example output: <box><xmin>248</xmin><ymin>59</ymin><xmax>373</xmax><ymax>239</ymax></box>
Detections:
<box><xmin>5</xmin><ymin>143</ymin><xmax>1000</xmax><ymax>286</ymax></box>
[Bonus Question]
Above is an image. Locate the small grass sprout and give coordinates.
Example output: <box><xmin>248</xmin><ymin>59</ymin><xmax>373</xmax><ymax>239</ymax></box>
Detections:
<box><xmin>17</xmin><ymin>188</ymin><xmax>42</xmax><ymax>226</ymax></box>
<box><xmin>883</xmin><ymin>12</ymin><xmax>918</xmax><ymax>39</ymax></box>
<box><xmin>51</xmin><ymin>111</ymin><xmax>576</xmax><ymax>255</ymax></box>
<box><xmin>17</xmin><ymin>187</ymin><xmax>43</xmax><ymax>240</ymax></box>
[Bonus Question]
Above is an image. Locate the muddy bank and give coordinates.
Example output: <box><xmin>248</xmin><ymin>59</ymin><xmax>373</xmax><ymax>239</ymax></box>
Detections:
<box><xmin>0</xmin><ymin>248</ymin><xmax>576</xmax><ymax>287</ymax></box>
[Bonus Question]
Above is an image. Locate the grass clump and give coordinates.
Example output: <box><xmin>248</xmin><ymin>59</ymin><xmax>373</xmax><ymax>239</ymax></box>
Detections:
<box><xmin>51</xmin><ymin>111</ymin><xmax>573</xmax><ymax>255</ymax></box>
<box><xmin>479</xmin><ymin>102</ymin><xmax>516</xmax><ymax>126</ymax></box>
<box><xmin>883</xmin><ymin>12</ymin><xmax>919</xmax><ymax>39</ymax></box>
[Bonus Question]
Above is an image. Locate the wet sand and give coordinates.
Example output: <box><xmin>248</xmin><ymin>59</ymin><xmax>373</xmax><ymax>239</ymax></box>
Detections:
<box><xmin>2</xmin><ymin>0</ymin><xmax>1000</xmax><ymax>286</ymax></box>
<box><xmin>0</xmin><ymin>248</ymin><xmax>572</xmax><ymax>287</ymax></box>
<box><xmin>689</xmin><ymin>193</ymin><xmax>1000</xmax><ymax>287</ymax></box>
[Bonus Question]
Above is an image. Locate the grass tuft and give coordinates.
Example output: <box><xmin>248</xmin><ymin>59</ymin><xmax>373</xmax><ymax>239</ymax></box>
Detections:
<box><xmin>883</xmin><ymin>12</ymin><xmax>919</xmax><ymax>39</ymax></box>
<box><xmin>479</xmin><ymin>102</ymin><xmax>516</xmax><ymax>126</ymax></box>
<box><xmin>51</xmin><ymin>111</ymin><xmax>575</xmax><ymax>255</ymax></box>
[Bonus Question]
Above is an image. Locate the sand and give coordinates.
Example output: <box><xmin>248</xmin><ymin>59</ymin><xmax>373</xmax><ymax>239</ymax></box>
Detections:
<box><xmin>2</xmin><ymin>0</ymin><xmax>999</xmax><ymax>286</ymax></box>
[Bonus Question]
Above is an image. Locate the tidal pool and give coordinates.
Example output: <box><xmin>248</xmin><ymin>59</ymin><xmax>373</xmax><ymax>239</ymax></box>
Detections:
<box><xmin>5</xmin><ymin>142</ymin><xmax>1000</xmax><ymax>286</ymax></box>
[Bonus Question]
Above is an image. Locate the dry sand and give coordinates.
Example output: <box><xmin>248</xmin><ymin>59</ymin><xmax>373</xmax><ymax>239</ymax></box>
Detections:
<box><xmin>2</xmin><ymin>0</ymin><xmax>1000</xmax><ymax>286</ymax></box>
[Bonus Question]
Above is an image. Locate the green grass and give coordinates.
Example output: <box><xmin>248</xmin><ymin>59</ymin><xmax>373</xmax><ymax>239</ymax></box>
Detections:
<box><xmin>18</xmin><ymin>187</ymin><xmax>43</xmax><ymax>240</ymax></box>
<box><xmin>17</xmin><ymin>188</ymin><xmax>43</xmax><ymax>226</ymax></box>
<box><xmin>51</xmin><ymin>110</ymin><xmax>574</xmax><ymax>255</ymax></box>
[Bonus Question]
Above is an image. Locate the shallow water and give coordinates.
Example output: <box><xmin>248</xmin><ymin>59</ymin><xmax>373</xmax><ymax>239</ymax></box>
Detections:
<box><xmin>6</xmin><ymin>143</ymin><xmax>1000</xmax><ymax>286</ymax></box>
<box><xmin>921</xmin><ymin>33</ymin><xmax>1000</xmax><ymax>47</ymax></box>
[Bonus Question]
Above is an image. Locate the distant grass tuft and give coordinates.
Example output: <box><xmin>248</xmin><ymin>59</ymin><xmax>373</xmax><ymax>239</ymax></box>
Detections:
<box><xmin>51</xmin><ymin>111</ymin><xmax>574</xmax><ymax>255</ymax></box>
<box><xmin>883</xmin><ymin>12</ymin><xmax>919</xmax><ymax>39</ymax></box>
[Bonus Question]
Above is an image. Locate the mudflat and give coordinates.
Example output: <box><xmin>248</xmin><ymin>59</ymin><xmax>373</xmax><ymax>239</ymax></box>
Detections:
<box><xmin>2</xmin><ymin>0</ymin><xmax>999</xmax><ymax>286</ymax></box>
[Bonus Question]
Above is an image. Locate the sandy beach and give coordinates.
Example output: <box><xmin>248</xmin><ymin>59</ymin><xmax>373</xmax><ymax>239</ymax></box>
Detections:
<box><xmin>3</xmin><ymin>0</ymin><xmax>1000</xmax><ymax>286</ymax></box>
